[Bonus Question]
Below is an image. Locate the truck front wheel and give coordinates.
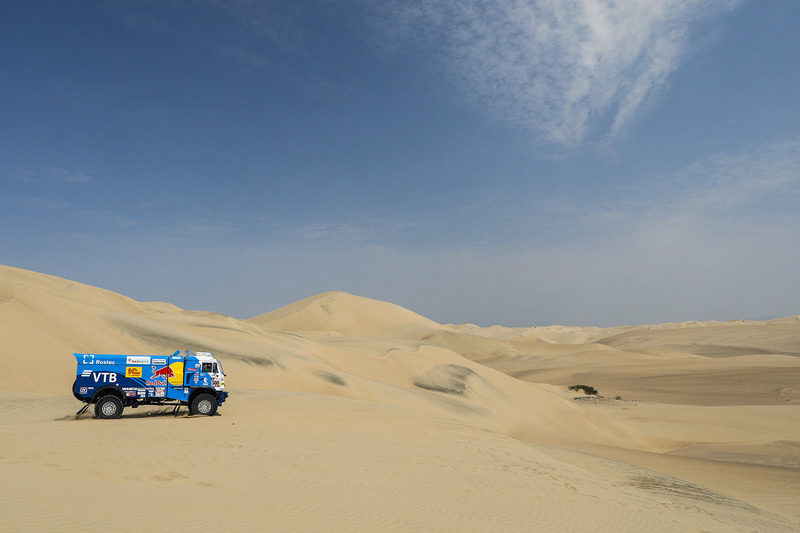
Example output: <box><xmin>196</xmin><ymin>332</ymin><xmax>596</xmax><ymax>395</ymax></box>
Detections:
<box><xmin>95</xmin><ymin>395</ymin><xmax>123</xmax><ymax>419</ymax></box>
<box><xmin>191</xmin><ymin>394</ymin><xmax>218</xmax><ymax>416</ymax></box>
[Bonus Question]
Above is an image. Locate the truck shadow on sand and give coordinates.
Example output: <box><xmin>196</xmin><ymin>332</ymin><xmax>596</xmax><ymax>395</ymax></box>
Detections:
<box><xmin>59</xmin><ymin>407</ymin><xmax>222</xmax><ymax>421</ymax></box>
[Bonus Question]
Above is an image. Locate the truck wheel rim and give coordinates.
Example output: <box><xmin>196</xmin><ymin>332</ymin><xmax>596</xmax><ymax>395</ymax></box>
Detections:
<box><xmin>102</xmin><ymin>402</ymin><xmax>117</xmax><ymax>416</ymax></box>
<box><xmin>198</xmin><ymin>400</ymin><xmax>212</xmax><ymax>414</ymax></box>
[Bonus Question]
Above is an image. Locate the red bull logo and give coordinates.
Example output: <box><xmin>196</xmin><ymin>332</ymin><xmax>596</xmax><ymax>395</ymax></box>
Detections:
<box><xmin>151</xmin><ymin>365</ymin><xmax>175</xmax><ymax>379</ymax></box>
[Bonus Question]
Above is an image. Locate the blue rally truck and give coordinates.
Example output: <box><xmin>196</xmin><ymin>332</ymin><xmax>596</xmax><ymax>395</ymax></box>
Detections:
<box><xmin>72</xmin><ymin>350</ymin><xmax>228</xmax><ymax>419</ymax></box>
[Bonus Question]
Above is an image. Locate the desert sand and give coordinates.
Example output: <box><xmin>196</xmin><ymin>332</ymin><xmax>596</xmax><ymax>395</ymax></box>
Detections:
<box><xmin>1</xmin><ymin>264</ymin><xmax>799</xmax><ymax>532</ymax></box>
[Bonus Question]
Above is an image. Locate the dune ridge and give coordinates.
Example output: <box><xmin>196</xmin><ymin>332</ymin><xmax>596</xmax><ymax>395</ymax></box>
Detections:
<box><xmin>1</xmin><ymin>264</ymin><xmax>799</xmax><ymax>531</ymax></box>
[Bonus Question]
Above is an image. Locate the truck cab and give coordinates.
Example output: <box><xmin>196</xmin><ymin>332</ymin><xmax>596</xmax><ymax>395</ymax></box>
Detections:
<box><xmin>184</xmin><ymin>352</ymin><xmax>225</xmax><ymax>391</ymax></box>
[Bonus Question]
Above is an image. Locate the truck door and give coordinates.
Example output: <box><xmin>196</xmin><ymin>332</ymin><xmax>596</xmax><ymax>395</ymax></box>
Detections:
<box><xmin>200</xmin><ymin>361</ymin><xmax>216</xmax><ymax>386</ymax></box>
<box><xmin>159</xmin><ymin>355</ymin><xmax>186</xmax><ymax>401</ymax></box>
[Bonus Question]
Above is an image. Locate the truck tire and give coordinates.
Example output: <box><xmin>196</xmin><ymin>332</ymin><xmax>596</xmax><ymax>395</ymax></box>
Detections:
<box><xmin>95</xmin><ymin>395</ymin><xmax>123</xmax><ymax>419</ymax></box>
<box><xmin>191</xmin><ymin>394</ymin><xmax>218</xmax><ymax>416</ymax></box>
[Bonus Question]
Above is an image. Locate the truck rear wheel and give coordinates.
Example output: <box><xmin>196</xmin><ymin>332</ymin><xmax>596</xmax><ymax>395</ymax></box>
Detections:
<box><xmin>95</xmin><ymin>395</ymin><xmax>123</xmax><ymax>419</ymax></box>
<box><xmin>191</xmin><ymin>394</ymin><xmax>218</xmax><ymax>416</ymax></box>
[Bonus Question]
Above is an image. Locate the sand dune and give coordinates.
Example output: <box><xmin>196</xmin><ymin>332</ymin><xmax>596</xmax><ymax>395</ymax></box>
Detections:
<box><xmin>1</xmin><ymin>264</ymin><xmax>799</xmax><ymax>531</ymax></box>
<box><xmin>248</xmin><ymin>291</ymin><xmax>441</xmax><ymax>336</ymax></box>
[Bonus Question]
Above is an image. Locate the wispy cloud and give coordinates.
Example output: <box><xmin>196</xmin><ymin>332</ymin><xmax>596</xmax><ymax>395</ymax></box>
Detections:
<box><xmin>369</xmin><ymin>0</ymin><xmax>737</xmax><ymax>147</ymax></box>
<box><xmin>280</xmin><ymin>222</ymin><xmax>373</xmax><ymax>242</ymax></box>
<box><xmin>666</xmin><ymin>137</ymin><xmax>800</xmax><ymax>217</ymax></box>
<box><xmin>120</xmin><ymin>1</ymin><xmax>738</xmax><ymax>148</ymax></box>
<box><xmin>46</xmin><ymin>166</ymin><xmax>92</xmax><ymax>183</ymax></box>
<box><xmin>384</xmin><ymin>137</ymin><xmax>800</xmax><ymax>324</ymax></box>
<box><xmin>11</xmin><ymin>196</ymin><xmax>72</xmax><ymax>210</ymax></box>
<box><xmin>573</xmin><ymin>136</ymin><xmax>800</xmax><ymax>237</ymax></box>
<box><xmin>209</xmin><ymin>0</ymin><xmax>318</xmax><ymax>56</ymax></box>
<box><xmin>78</xmin><ymin>210</ymin><xmax>142</xmax><ymax>229</ymax></box>
<box><xmin>9</xmin><ymin>165</ymin><xmax>92</xmax><ymax>184</ymax></box>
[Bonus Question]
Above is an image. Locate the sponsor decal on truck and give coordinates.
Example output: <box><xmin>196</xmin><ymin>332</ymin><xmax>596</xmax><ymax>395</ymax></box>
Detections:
<box><xmin>91</xmin><ymin>372</ymin><xmax>118</xmax><ymax>383</ymax></box>
<box><xmin>151</xmin><ymin>365</ymin><xmax>174</xmax><ymax>379</ymax></box>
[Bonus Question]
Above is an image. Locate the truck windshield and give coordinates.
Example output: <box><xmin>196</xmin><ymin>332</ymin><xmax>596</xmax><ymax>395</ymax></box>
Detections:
<box><xmin>200</xmin><ymin>360</ymin><xmax>224</xmax><ymax>375</ymax></box>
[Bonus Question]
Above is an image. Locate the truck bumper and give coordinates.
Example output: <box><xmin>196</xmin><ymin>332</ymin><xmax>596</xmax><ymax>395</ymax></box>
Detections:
<box><xmin>217</xmin><ymin>391</ymin><xmax>229</xmax><ymax>406</ymax></box>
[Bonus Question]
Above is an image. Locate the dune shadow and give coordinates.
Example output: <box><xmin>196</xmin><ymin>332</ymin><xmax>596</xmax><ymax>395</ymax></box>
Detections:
<box><xmin>628</xmin><ymin>475</ymin><xmax>760</xmax><ymax>511</ymax></box>
<box><xmin>413</xmin><ymin>364</ymin><xmax>479</xmax><ymax>395</ymax></box>
<box><xmin>316</xmin><ymin>370</ymin><xmax>347</xmax><ymax>386</ymax></box>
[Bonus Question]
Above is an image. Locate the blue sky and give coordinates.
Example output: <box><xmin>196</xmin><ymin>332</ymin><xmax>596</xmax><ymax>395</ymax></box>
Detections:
<box><xmin>2</xmin><ymin>0</ymin><xmax>799</xmax><ymax>326</ymax></box>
